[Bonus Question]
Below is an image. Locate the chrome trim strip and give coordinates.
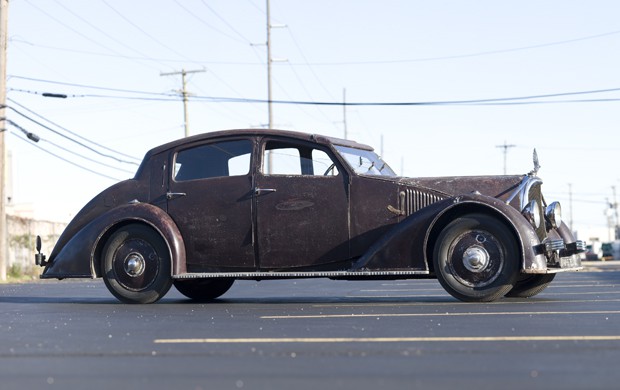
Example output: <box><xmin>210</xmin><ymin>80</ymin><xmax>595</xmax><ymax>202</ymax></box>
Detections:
<box><xmin>505</xmin><ymin>176</ymin><xmax>543</xmax><ymax>209</ymax></box>
<box><xmin>544</xmin><ymin>239</ymin><xmax>565</xmax><ymax>252</ymax></box>
<box><xmin>173</xmin><ymin>270</ymin><xmax>429</xmax><ymax>279</ymax></box>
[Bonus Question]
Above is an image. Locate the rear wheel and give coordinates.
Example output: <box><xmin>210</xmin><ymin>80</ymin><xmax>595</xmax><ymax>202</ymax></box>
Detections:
<box><xmin>174</xmin><ymin>278</ymin><xmax>235</xmax><ymax>301</ymax></box>
<box><xmin>505</xmin><ymin>274</ymin><xmax>556</xmax><ymax>298</ymax></box>
<box><xmin>101</xmin><ymin>224</ymin><xmax>172</xmax><ymax>304</ymax></box>
<box><xmin>433</xmin><ymin>213</ymin><xmax>519</xmax><ymax>302</ymax></box>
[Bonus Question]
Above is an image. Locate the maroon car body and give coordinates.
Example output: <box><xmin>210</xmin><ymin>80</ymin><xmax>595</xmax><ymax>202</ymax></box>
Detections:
<box><xmin>36</xmin><ymin>129</ymin><xmax>584</xmax><ymax>303</ymax></box>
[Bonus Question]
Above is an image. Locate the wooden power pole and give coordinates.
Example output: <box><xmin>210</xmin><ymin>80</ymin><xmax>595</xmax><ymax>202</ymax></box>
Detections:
<box><xmin>161</xmin><ymin>68</ymin><xmax>204</xmax><ymax>138</ymax></box>
<box><xmin>0</xmin><ymin>0</ymin><xmax>9</xmax><ymax>281</ymax></box>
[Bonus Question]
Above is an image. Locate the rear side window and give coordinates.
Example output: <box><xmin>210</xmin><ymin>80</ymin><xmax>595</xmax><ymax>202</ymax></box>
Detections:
<box><xmin>174</xmin><ymin>140</ymin><xmax>252</xmax><ymax>181</ymax></box>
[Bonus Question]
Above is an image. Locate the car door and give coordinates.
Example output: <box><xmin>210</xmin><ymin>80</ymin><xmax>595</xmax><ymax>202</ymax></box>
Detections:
<box><xmin>166</xmin><ymin>138</ymin><xmax>255</xmax><ymax>272</ymax></box>
<box><xmin>254</xmin><ymin>138</ymin><xmax>350</xmax><ymax>270</ymax></box>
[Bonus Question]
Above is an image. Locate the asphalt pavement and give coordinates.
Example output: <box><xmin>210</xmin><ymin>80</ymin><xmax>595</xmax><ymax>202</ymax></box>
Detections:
<box><xmin>1</xmin><ymin>261</ymin><xmax>620</xmax><ymax>390</ymax></box>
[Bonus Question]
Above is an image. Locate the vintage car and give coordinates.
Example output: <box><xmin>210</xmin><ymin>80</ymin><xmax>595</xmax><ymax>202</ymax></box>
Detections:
<box><xmin>35</xmin><ymin>129</ymin><xmax>585</xmax><ymax>303</ymax></box>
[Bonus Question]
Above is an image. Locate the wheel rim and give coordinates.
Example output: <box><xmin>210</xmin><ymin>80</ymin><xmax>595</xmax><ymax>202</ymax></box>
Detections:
<box><xmin>446</xmin><ymin>229</ymin><xmax>505</xmax><ymax>288</ymax></box>
<box><xmin>112</xmin><ymin>238</ymin><xmax>160</xmax><ymax>291</ymax></box>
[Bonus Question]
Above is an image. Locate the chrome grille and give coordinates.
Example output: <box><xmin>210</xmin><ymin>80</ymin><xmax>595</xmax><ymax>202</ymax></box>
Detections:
<box><xmin>401</xmin><ymin>189</ymin><xmax>445</xmax><ymax>216</ymax></box>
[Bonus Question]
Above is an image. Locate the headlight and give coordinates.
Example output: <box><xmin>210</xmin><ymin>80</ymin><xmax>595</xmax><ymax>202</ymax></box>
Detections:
<box><xmin>522</xmin><ymin>199</ymin><xmax>541</xmax><ymax>229</ymax></box>
<box><xmin>545</xmin><ymin>201</ymin><xmax>562</xmax><ymax>229</ymax></box>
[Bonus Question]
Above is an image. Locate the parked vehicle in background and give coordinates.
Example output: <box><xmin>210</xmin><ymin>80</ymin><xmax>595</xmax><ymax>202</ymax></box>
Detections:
<box><xmin>584</xmin><ymin>245</ymin><xmax>600</xmax><ymax>261</ymax></box>
<box><xmin>602</xmin><ymin>242</ymin><xmax>614</xmax><ymax>260</ymax></box>
<box><xmin>35</xmin><ymin>129</ymin><xmax>585</xmax><ymax>303</ymax></box>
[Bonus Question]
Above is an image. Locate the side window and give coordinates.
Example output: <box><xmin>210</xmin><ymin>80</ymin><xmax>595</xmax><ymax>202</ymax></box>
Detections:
<box><xmin>174</xmin><ymin>140</ymin><xmax>252</xmax><ymax>181</ymax></box>
<box><xmin>263</xmin><ymin>141</ymin><xmax>339</xmax><ymax>176</ymax></box>
<box><xmin>268</xmin><ymin>147</ymin><xmax>302</xmax><ymax>175</ymax></box>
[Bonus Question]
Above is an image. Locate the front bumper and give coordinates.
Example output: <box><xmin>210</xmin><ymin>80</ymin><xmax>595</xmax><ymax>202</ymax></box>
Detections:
<box><xmin>527</xmin><ymin>239</ymin><xmax>586</xmax><ymax>273</ymax></box>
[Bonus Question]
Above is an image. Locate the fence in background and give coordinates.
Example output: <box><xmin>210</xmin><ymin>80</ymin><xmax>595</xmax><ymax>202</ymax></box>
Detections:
<box><xmin>7</xmin><ymin>215</ymin><xmax>66</xmax><ymax>277</ymax></box>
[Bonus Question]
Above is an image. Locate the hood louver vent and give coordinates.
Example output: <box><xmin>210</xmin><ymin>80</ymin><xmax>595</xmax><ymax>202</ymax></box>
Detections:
<box><xmin>401</xmin><ymin>189</ymin><xmax>445</xmax><ymax>216</ymax></box>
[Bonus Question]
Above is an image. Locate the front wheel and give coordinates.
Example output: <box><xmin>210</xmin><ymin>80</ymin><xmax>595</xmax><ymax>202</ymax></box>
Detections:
<box><xmin>101</xmin><ymin>223</ymin><xmax>172</xmax><ymax>304</ymax></box>
<box><xmin>433</xmin><ymin>213</ymin><xmax>519</xmax><ymax>302</ymax></box>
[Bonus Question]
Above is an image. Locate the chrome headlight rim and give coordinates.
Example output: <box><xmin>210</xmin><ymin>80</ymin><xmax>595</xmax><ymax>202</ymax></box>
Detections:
<box><xmin>522</xmin><ymin>199</ymin><xmax>542</xmax><ymax>229</ymax></box>
<box><xmin>545</xmin><ymin>201</ymin><xmax>562</xmax><ymax>229</ymax></box>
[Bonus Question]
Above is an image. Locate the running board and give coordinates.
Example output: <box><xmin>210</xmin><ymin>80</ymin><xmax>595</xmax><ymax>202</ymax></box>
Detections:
<box><xmin>173</xmin><ymin>270</ymin><xmax>429</xmax><ymax>279</ymax></box>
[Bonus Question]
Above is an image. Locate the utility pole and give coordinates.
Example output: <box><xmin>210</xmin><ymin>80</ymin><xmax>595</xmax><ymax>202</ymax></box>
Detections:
<box><xmin>266</xmin><ymin>0</ymin><xmax>273</xmax><ymax>131</ymax></box>
<box><xmin>613</xmin><ymin>185</ymin><xmax>619</xmax><ymax>240</ymax></box>
<box><xmin>568</xmin><ymin>183</ymin><xmax>574</xmax><ymax>233</ymax></box>
<box><xmin>496</xmin><ymin>141</ymin><xmax>516</xmax><ymax>175</ymax></box>
<box><xmin>264</xmin><ymin>0</ymin><xmax>286</xmax><ymax>172</ymax></box>
<box><xmin>160</xmin><ymin>68</ymin><xmax>204</xmax><ymax>138</ymax></box>
<box><xmin>0</xmin><ymin>0</ymin><xmax>9</xmax><ymax>281</ymax></box>
<box><xmin>342</xmin><ymin>88</ymin><xmax>347</xmax><ymax>139</ymax></box>
<box><xmin>265</xmin><ymin>0</ymin><xmax>273</xmax><ymax>173</ymax></box>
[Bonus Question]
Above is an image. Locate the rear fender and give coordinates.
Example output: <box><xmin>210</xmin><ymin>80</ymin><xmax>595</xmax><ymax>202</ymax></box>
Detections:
<box><xmin>41</xmin><ymin>203</ymin><xmax>186</xmax><ymax>279</ymax></box>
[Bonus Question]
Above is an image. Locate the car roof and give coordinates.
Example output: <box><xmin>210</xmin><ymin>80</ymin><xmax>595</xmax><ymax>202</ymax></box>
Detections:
<box><xmin>143</xmin><ymin>128</ymin><xmax>374</xmax><ymax>158</ymax></box>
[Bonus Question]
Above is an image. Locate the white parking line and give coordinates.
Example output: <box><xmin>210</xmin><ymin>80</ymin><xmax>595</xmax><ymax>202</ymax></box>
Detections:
<box><xmin>154</xmin><ymin>335</ymin><xmax>620</xmax><ymax>344</ymax></box>
<box><xmin>311</xmin><ymin>298</ymin><xmax>620</xmax><ymax>308</ymax></box>
<box><xmin>260</xmin><ymin>310</ymin><xmax>620</xmax><ymax>320</ymax></box>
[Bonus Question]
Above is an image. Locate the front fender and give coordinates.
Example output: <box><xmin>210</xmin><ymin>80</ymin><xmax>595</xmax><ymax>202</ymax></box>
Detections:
<box><xmin>353</xmin><ymin>194</ymin><xmax>546</xmax><ymax>273</ymax></box>
<box><xmin>41</xmin><ymin>203</ymin><xmax>186</xmax><ymax>279</ymax></box>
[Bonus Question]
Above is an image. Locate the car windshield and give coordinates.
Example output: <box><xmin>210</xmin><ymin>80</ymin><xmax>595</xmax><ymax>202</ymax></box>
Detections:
<box><xmin>334</xmin><ymin>145</ymin><xmax>397</xmax><ymax>177</ymax></box>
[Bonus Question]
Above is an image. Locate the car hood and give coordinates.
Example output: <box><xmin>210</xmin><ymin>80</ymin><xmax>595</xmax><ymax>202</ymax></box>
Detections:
<box><xmin>396</xmin><ymin>174</ymin><xmax>525</xmax><ymax>200</ymax></box>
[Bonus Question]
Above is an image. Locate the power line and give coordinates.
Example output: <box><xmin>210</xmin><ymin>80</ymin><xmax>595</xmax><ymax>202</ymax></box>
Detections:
<box><xmin>8</xmin><ymin>75</ymin><xmax>177</xmax><ymax>98</ymax></box>
<box><xmin>6</xmin><ymin>102</ymin><xmax>140</xmax><ymax>165</ymax></box>
<box><xmin>10</xmin><ymin>85</ymin><xmax>620</xmax><ymax>107</ymax></box>
<box><xmin>295</xmin><ymin>29</ymin><xmax>620</xmax><ymax>66</ymax></box>
<box><xmin>161</xmin><ymin>68</ymin><xmax>206</xmax><ymax>137</ymax></box>
<box><xmin>51</xmin><ymin>0</ymin><xmax>170</xmax><ymax>71</ymax></box>
<box><xmin>23</xmin><ymin>0</ymin><xmax>161</xmax><ymax>72</ymax></box>
<box><xmin>8</xmin><ymin>98</ymin><xmax>141</xmax><ymax>162</ymax></box>
<box><xmin>6</xmin><ymin>119</ymin><xmax>134</xmax><ymax>174</ymax></box>
<box><xmin>199</xmin><ymin>0</ymin><xmax>254</xmax><ymax>43</ymax></box>
<box><xmin>496</xmin><ymin>141</ymin><xmax>516</xmax><ymax>175</ymax></box>
<box><xmin>101</xmin><ymin>0</ymin><xmax>188</xmax><ymax>61</ymax></box>
<box><xmin>10</xmin><ymin>130</ymin><xmax>123</xmax><ymax>181</ymax></box>
<box><xmin>9</xmin><ymin>75</ymin><xmax>620</xmax><ymax>106</ymax></box>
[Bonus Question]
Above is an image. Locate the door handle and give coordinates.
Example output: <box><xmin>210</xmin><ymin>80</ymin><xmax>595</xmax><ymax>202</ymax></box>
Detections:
<box><xmin>166</xmin><ymin>192</ymin><xmax>187</xmax><ymax>200</ymax></box>
<box><xmin>254</xmin><ymin>188</ymin><xmax>277</xmax><ymax>196</ymax></box>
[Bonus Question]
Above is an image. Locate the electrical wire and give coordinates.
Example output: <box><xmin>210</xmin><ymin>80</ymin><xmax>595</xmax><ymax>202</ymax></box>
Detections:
<box><xmin>199</xmin><ymin>0</ymin><xmax>254</xmax><ymax>44</ymax></box>
<box><xmin>7</xmin><ymin>98</ymin><xmax>142</xmax><ymax>163</ymax></box>
<box><xmin>51</xmin><ymin>0</ymin><xmax>171</xmax><ymax>71</ymax></box>
<box><xmin>9</xmin><ymin>74</ymin><xmax>620</xmax><ymax>106</ymax></box>
<box><xmin>7</xmin><ymin>120</ymin><xmax>135</xmax><ymax>174</ymax></box>
<box><xmin>302</xmin><ymin>29</ymin><xmax>620</xmax><ymax>66</ymax></box>
<box><xmin>23</xmin><ymin>0</ymin><xmax>161</xmax><ymax>72</ymax></box>
<box><xmin>6</xmin><ymin>103</ymin><xmax>141</xmax><ymax>165</ymax></box>
<box><xmin>9</xmin><ymin>131</ymin><xmax>124</xmax><ymax>182</ymax></box>
<box><xmin>9</xmin><ymin>75</ymin><xmax>175</xmax><ymax>97</ymax></box>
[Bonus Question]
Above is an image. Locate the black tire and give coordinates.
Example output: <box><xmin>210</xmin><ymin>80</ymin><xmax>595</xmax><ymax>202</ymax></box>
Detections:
<box><xmin>433</xmin><ymin>213</ymin><xmax>519</xmax><ymax>302</ymax></box>
<box><xmin>505</xmin><ymin>274</ymin><xmax>556</xmax><ymax>298</ymax></box>
<box><xmin>101</xmin><ymin>223</ymin><xmax>172</xmax><ymax>304</ymax></box>
<box><xmin>174</xmin><ymin>278</ymin><xmax>235</xmax><ymax>302</ymax></box>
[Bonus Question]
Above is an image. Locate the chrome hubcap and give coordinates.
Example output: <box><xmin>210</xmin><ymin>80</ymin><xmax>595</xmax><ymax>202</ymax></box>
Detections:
<box><xmin>124</xmin><ymin>253</ymin><xmax>145</xmax><ymax>277</ymax></box>
<box><xmin>462</xmin><ymin>245</ymin><xmax>490</xmax><ymax>273</ymax></box>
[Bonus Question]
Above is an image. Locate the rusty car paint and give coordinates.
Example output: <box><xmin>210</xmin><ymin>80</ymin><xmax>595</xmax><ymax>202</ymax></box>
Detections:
<box><xmin>38</xmin><ymin>128</ymin><xmax>582</xmax><ymax>300</ymax></box>
<box><xmin>42</xmin><ymin>202</ymin><xmax>186</xmax><ymax>279</ymax></box>
<box><xmin>352</xmin><ymin>192</ymin><xmax>547</xmax><ymax>273</ymax></box>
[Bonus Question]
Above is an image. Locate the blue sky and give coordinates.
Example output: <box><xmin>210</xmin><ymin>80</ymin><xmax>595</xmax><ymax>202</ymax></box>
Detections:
<box><xmin>5</xmin><ymin>0</ymin><xmax>620</xmax><ymax>238</ymax></box>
